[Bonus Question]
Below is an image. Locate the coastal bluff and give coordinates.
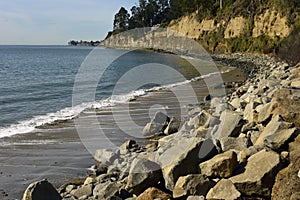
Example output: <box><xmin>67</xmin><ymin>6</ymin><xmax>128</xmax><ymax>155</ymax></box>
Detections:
<box><xmin>22</xmin><ymin>54</ymin><xmax>300</xmax><ymax>200</ymax></box>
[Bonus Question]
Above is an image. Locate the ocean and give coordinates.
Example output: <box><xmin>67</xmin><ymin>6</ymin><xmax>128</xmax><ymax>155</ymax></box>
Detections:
<box><xmin>0</xmin><ymin>45</ymin><xmax>239</xmax><ymax>199</ymax></box>
<box><xmin>0</xmin><ymin>45</ymin><xmax>216</xmax><ymax>138</ymax></box>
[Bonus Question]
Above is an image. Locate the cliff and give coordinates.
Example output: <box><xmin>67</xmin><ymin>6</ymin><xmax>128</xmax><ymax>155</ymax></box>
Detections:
<box><xmin>105</xmin><ymin>5</ymin><xmax>299</xmax><ymax>62</ymax></box>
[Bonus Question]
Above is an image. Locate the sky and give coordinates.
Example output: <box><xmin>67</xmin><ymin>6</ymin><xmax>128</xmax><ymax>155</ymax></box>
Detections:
<box><xmin>0</xmin><ymin>0</ymin><xmax>137</xmax><ymax>45</ymax></box>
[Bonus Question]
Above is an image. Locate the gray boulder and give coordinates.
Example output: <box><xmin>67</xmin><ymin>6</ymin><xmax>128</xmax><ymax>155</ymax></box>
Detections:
<box><xmin>158</xmin><ymin>137</ymin><xmax>218</xmax><ymax>191</ymax></box>
<box><xmin>173</xmin><ymin>174</ymin><xmax>214</xmax><ymax>198</ymax></box>
<box><xmin>230</xmin><ymin>149</ymin><xmax>281</xmax><ymax>197</ymax></box>
<box><xmin>125</xmin><ymin>158</ymin><xmax>162</xmax><ymax>195</ymax></box>
<box><xmin>119</xmin><ymin>140</ymin><xmax>138</xmax><ymax>155</ymax></box>
<box><xmin>22</xmin><ymin>179</ymin><xmax>62</xmax><ymax>200</ymax></box>
<box><xmin>94</xmin><ymin>149</ymin><xmax>118</xmax><ymax>166</ymax></box>
<box><xmin>264</xmin><ymin>127</ymin><xmax>296</xmax><ymax>150</ymax></box>
<box><xmin>214</xmin><ymin>110</ymin><xmax>244</xmax><ymax>139</ymax></box>
<box><xmin>220</xmin><ymin>137</ymin><xmax>249</xmax><ymax>152</ymax></box>
<box><xmin>164</xmin><ymin>117</ymin><xmax>181</xmax><ymax>135</ymax></box>
<box><xmin>199</xmin><ymin>150</ymin><xmax>237</xmax><ymax>178</ymax></box>
<box><xmin>255</xmin><ymin>115</ymin><xmax>293</xmax><ymax>146</ymax></box>
<box><xmin>187</xmin><ymin>196</ymin><xmax>205</xmax><ymax>200</ymax></box>
<box><xmin>93</xmin><ymin>182</ymin><xmax>122</xmax><ymax>199</ymax></box>
<box><xmin>70</xmin><ymin>184</ymin><xmax>92</xmax><ymax>199</ymax></box>
<box><xmin>257</xmin><ymin>102</ymin><xmax>272</xmax><ymax>123</ymax></box>
<box><xmin>143</xmin><ymin>112</ymin><xmax>170</xmax><ymax>138</ymax></box>
<box><xmin>206</xmin><ymin>179</ymin><xmax>241</xmax><ymax>200</ymax></box>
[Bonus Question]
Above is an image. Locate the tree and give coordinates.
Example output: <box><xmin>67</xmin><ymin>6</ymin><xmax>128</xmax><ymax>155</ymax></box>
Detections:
<box><xmin>113</xmin><ymin>7</ymin><xmax>130</xmax><ymax>31</ymax></box>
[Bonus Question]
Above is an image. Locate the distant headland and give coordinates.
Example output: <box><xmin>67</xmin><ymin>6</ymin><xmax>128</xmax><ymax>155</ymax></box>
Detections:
<box><xmin>67</xmin><ymin>40</ymin><xmax>104</xmax><ymax>46</ymax></box>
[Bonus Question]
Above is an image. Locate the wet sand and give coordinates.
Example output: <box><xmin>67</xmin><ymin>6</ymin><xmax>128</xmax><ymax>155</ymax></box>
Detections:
<box><xmin>0</xmin><ymin>68</ymin><xmax>244</xmax><ymax>199</ymax></box>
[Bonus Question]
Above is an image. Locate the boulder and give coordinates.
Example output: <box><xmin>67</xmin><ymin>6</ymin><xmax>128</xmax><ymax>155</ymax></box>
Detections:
<box><xmin>220</xmin><ymin>137</ymin><xmax>249</xmax><ymax>152</ymax></box>
<box><xmin>206</xmin><ymin>179</ymin><xmax>241</xmax><ymax>200</ymax></box>
<box><xmin>214</xmin><ymin>110</ymin><xmax>244</xmax><ymax>139</ymax></box>
<box><xmin>125</xmin><ymin>158</ymin><xmax>162</xmax><ymax>195</ymax></box>
<box><xmin>173</xmin><ymin>174</ymin><xmax>214</xmax><ymax>198</ymax></box>
<box><xmin>93</xmin><ymin>182</ymin><xmax>122</xmax><ymax>199</ymax></box>
<box><xmin>291</xmin><ymin>79</ymin><xmax>300</xmax><ymax>88</ymax></box>
<box><xmin>164</xmin><ymin>117</ymin><xmax>181</xmax><ymax>135</ymax></box>
<box><xmin>120</xmin><ymin>140</ymin><xmax>138</xmax><ymax>155</ymax></box>
<box><xmin>255</xmin><ymin>115</ymin><xmax>293</xmax><ymax>146</ymax></box>
<box><xmin>22</xmin><ymin>179</ymin><xmax>62</xmax><ymax>200</ymax></box>
<box><xmin>94</xmin><ymin>149</ymin><xmax>118</xmax><ymax>166</ymax></box>
<box><xmin>188</xmin><ymin>111</ymin><xmax>214</xmax><ymax>129</ymax></box>
<box><xmin>187</xmin><ymin>196</ymin><xmax>205</xmax><ymax>200</ymax></box>
<box><xmin>70</xmin><ymin>184</ymin><xmax>93</xmax><ymax>199</ymax></box>
<box><xmin>264</xmin><ymin>127</ymin><xmax>296</xmax><ymax>150</ymax></box>
<box><xmin>158</xmin><ymin>137</ymin><xmax>218</xmax><ymax>190</ymax></box>
<box><xmin>272</xmin><ymin>135</ymin><xmax>300</xmax><ymax>200</ymax></box>
<box><xmin>230</xmin><ymin>149</ymin><xmax>281</xmax><ymax>197</ymax></box>
<box><xmin>136</xmin><ymin>187</ymin><xmax>171</xmax><ymax>200</ymax></box>
<box><xmin>143</xmin><ymin>112</ymin><xmax>170</xmax><ymax>138</ymax></box>
<box><xmin>257</xmin><ymin>102</ymin><xmax>272</xmax><ymax>123</ymax></box>
<box><xmin>243</xmin><ymin>102</ymin><xmax>258</xmax><ymax>123</ymax></box>
<box><xmin>199</xmin><ymin>150</ymin><xmax>237</xmax><ymax>178</ymax></box>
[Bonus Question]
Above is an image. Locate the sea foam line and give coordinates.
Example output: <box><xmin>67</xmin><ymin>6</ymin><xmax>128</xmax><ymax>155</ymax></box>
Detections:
<box><xmin>0</xmin><ymin>70</ymin><xmax>224</xmax><ymax>138</ymax></box>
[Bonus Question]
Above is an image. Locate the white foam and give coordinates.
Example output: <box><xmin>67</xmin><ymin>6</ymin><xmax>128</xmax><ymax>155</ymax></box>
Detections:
<box><xmin>0</xmin><ymin>70</ymin><xmax>228</xmax><ymax>139</ymax></box>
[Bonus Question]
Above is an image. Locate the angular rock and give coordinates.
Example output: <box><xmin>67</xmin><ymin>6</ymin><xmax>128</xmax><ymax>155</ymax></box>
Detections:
<box><xmin>264</xmin><ymin>127</ymin><xmax>296</xmax><ymax>150</ymax></box>
<box><xmin>206</xmin><ymin>179</ymin><xmax>241</xmax><ymax>200</ymax></box>
<box><xmin>199</xmin><ymin>150</ymin><xmax>237</xmax><ymax>178</ymax></box>
<box><xmin>243</xmin><ymin>102</ymin><xmax>258</xmax><ymax>123</ymax></box>
<box><xmin>255</xmin><ymin>115</ymin><xmax>293</xmax><ymax>146</ymax></box>
<box><xmin>257</xmin><ymin>102</ymin><xmax>272</xmax><ymax>123</ymax></box>
<box><xmin>187</xmin><ymin>196</ymin><xmax>205</xmax><ymax>200</ymax></box>
<box><xmin>173</xmin><ymin>174</ymin><xmax>214</xmax><ymax>198</ymax></box>
<box><xmin>143</xmin><ymin>112</ymin><xmax>170</xmax><ymax>138</ymax></box>
<box><xmin>291</xmin><ymin>79</ymin><xmax>300</xmax><ymax>88</ymax></box>
<box><xmin>158</xmin><ymin>137</ymin><xmax>218</xmax><ymax>190</ymax></box>
<box><xmin>93</xmin><ymin>182</ymin><xmax>122</xmax><ymax>199</ymax></box>
<box><xmin>136</xmin><ymin>187</ymin><xmax>171</xmax><ymax>200</ymax></box>
<box><xmin>215</xmin><ymin>110</ymin><xmax>244</xmax><ymax>139</ymax></box>
<box><xmin>22</xmin><ymin>179</ymin><xmax>62</xmax><ymax>200</ymax></box>
<box><xmin>230</xmin><ymin>149</ymin><xmax>281</xmax><ymax>197</ymax></box>
<box><xmin>94</xmin><ymin>149</ymin><xmax>118</xmax><ymax>166</ymax></box>
<box><xmin>272</xmin><ymin>135</ymin><xmax>300</xmax><ymax>200</ymax></box>
<box><xmin>220</xmin><ymin>137</ymin><xmax>248</xmax><ymax>152</ymax></box>
<box><xmin>164</xmin><ymin>117</ymin><xmax>181</xmax><ymax>135</ymax></box>
<box><xmin>120</xmin><ymin>140</ymin><xmax>137</xmax><ymax>155</ymax></box>
<box><xmin>70</xmin><ymin>184</ymin><xmax>92</xmax><ymax>199</ymax></box>
<box><xmin>125</xmin><ymin>158</ymin><xmax>162</xmax><ymax>195</ymax></box>
<box><xmin>188</xmin><ymin>110</ymin><xmax>214</xmax><ymax>129</ymax></box>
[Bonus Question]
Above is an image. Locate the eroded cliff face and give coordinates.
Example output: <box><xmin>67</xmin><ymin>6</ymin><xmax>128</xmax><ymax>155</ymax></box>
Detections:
<box><xmin>105</xmin><ymin>8</ymin><xmax>296</xmax><ymax>54</ymax></box>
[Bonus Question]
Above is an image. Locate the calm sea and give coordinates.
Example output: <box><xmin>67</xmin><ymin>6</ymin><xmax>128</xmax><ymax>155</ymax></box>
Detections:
<box><xmin>0</xmin><ymin>45</ymin><xmax>217</xmax><ymax>138</ymax></box>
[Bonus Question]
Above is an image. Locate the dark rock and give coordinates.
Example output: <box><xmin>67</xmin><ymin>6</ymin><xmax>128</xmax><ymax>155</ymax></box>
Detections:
<box><xmin>22</xmin><ymin>179</ymin><xmax>62</xmax><ymax>200</ymax></box>
<box><xmin>164</xmin><ymin>117</ymin><xmax>181</xmax><ymax>135</ymax></box>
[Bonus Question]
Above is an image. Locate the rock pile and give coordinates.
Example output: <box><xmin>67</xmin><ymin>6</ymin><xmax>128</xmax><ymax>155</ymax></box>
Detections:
<box><xmin>23</xmin><ymin>54</ymin><xmax>300</xmax><ymax>200</ymax></box>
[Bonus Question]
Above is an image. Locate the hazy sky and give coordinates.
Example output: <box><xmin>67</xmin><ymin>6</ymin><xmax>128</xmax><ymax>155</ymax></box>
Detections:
<box><xmin>0</xmin><ymin>0</ymin><xmax>137</xmax><ymax>45</ymax></box>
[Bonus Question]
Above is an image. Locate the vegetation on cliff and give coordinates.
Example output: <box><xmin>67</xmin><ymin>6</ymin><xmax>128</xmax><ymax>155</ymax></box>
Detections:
<box><xmin>110</xmin><ymin>0</ymin><xmax>300</xmax><ymax>62</ymax></box>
